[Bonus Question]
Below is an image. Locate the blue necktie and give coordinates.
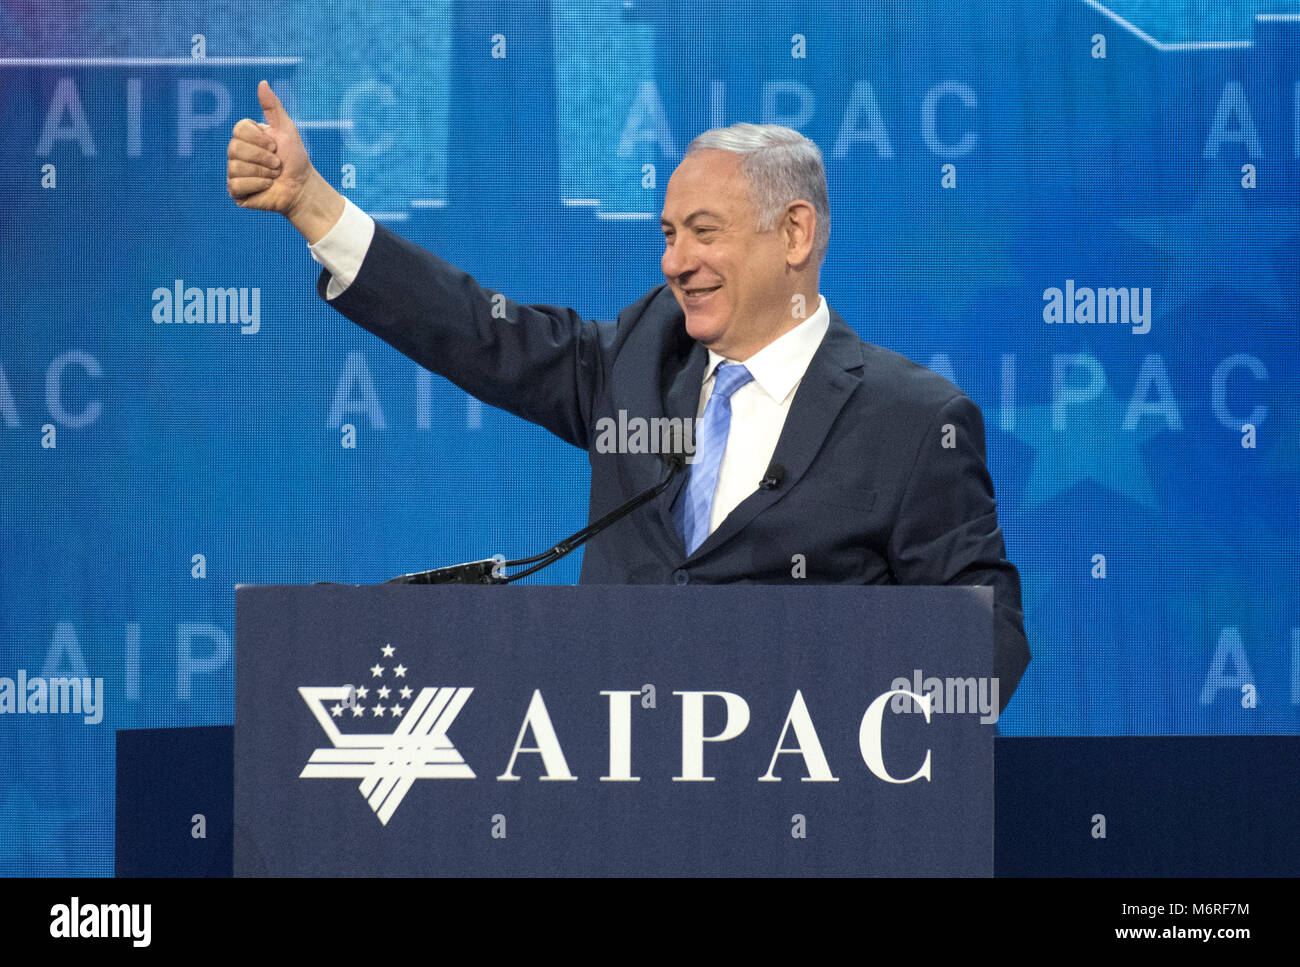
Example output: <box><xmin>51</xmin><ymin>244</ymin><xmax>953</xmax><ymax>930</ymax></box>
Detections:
<box><xmin>676</xmin><ymin>363</ymin><xmax>754</xmax><ymax>555</ymax></box>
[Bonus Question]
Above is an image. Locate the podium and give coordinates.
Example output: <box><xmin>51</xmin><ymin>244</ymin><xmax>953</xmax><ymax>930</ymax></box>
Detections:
<box><xmin>232</xmin><ymin>584</ymin><xmax>997</xmax><ymax>876</ymax></box>
<box><xmin>115</xmin><ymin>583</ymin><xmax>1300</xmax><ymax>876</ymax></box>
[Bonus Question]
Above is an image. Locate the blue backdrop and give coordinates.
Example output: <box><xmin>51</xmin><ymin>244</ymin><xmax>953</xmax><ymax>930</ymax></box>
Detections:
<box><xmin>1</xmin><ymin>0</ymin><xmax>1297</xmax><ymax>875</ymax></box>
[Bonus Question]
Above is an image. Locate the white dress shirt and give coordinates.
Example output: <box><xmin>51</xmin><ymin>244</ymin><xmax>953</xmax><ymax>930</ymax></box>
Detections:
<box><xmin>309</xmin><ymin>198</ymin><xmax>375</xmax><ymax>300</ymax></box>
<box><xmin>694</xmin><ymin>300</ymin><xmax>829</xmax><ymax>533</ymax></box>
<box><xmin>308</xmin><ymin>202</ymin><xmax>831</xmax><ymax>542</ymax></box>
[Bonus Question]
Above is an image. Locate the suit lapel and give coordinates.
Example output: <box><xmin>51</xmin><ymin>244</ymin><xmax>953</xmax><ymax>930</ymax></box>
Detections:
<box><xmin>654</xmin><ymin>340</ymin><xmax>708</xmax><ymax>546</ymax></box>
<box><xmin>687</xmin><ymin>312</ymin><xmax>866</xmax><ymax>561</ymax></box>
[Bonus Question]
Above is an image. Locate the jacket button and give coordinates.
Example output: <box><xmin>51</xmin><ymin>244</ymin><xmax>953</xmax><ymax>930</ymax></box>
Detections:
<box><xmin>672</xmin><ymin>569</ymin><xmax>690</xmax><ymax>585</ymax></box>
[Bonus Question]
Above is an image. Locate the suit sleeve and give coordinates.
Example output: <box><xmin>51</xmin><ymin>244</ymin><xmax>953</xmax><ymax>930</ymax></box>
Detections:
<box><xmin>318</xmin><ymin>223</ymin><xmax>605</xmax><ymax>450</ymax></box>
<box><xmin>887</xmin><ymin>394</ymin><xmax>1030</xmax><ymax>708</ymax></box>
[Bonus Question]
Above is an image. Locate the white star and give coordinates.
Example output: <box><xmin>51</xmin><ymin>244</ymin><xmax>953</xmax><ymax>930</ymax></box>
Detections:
<box><xmin>377</xmin><ymin>686</ymin><xmax>391</xmax><ymax>699</ymax></box>
<box><xmin>372</xmin><ymin>705</ymin><xmax>387</xmax><ymax>717</ymax></box>
<box><xmin>400</xmin><ymin>686</ymin><xmax>412</xmax><ymax>700</ymax></box>
<box><xmin>381</xmin><ymin>644</ymin><xmax>395</xmax><ymax>657</ymax></box>
<box><xmin>393</xmin><ymin>664</ymin><xmax>408</xmax><ymax>678</ymax></box>
<box><xmin>391</xmin><ymin>704</ymin><xmax>405</xmax><ymax>717</ymax></box>
<box><xmin>355</xmin><ymin>686</ymin><xmax>369</xmax><ymax>700</ymax></box>
<box><xmin>351</xmin><ymin>705</ymin><xmax>364</xmax><ymax>718</ymax></box>
<box><xmin>370</xmin><ymin>664</ymin><xmax>384</xmax><ymax>678</ymax></box>
<box><xmin>331</xmin><ymin>704</ymin><xmax>344</xmax><ymax>718</ymax></box>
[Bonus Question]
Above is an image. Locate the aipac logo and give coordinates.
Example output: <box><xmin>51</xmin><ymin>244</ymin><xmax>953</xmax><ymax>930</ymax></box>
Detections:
<box><xmin>299</xmin><ymin>644</ymin><xmax>964</xmax><ymax>827</ymax></box>
<box><xmin>299</xmin><ymin>643</ymin><xmax>473</xmax><ymax>825</ymax></box>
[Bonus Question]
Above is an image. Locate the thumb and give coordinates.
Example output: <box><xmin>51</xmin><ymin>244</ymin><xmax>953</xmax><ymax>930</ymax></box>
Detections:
<box><xmin>258</xmin><ymin>80</ymin><xmax>287</xmax><ymax>130</ymax></box>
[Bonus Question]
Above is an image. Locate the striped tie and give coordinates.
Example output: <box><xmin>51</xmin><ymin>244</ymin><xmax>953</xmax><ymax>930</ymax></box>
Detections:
<box><xmin>675</xmin><ymin>363</ymin><xmax>754</xmax><ymax>555</ymax></box>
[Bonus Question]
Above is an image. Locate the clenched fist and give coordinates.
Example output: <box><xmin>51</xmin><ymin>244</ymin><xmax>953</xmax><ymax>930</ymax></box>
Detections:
<box><xmin>227</xmin><ymin>81</ymin><xmax>343</xmax><ymax>244</ymax></box>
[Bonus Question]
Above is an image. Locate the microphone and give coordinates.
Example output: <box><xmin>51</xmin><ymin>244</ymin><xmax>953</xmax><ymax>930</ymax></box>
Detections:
<box><xmin>760</xmin><ymin>463</ymin><xmax>786</xmax><ymax>491</ymax></box>
<box><xmin>386</xmin><ymin>558</ymin><xmax>504</xmax><ymax>586</ymax></box>
<box><xmin>662</xmin><ymin>450</ymin><xmax>687</xmax><ymax>476</ymax></box>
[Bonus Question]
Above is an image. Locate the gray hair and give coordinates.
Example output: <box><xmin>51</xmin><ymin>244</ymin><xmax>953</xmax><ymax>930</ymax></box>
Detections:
<box><xmin>686</xmin><ymin>123</ymin><xmax>830</xmax><ymax>266</ymax></box>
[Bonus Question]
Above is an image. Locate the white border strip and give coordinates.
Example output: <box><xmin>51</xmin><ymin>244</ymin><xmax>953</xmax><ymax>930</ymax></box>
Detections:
<box><xmin>1082</xmin><ymin>1</ymin><xmax>1261</xmax><ymax>51</ymax></box>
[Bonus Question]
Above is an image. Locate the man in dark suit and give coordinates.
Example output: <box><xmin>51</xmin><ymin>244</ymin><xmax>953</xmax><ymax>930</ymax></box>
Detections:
<box><xmin>227</xmin><ymin>82</ymin><xmax>1030</xmax><ymax>706</ymax></box>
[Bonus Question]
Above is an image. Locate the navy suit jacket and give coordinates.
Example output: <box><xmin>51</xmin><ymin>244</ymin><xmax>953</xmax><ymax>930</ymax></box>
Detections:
<box><xmin>320</xmin><ymin>224</ymin><xmax>1030</xmax><ymax>704</ymax></box>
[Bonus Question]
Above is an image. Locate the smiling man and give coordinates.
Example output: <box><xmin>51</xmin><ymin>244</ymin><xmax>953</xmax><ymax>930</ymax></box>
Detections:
<box><xmin>227</xmin><ymin>82</ymin><xmax>1030</xmax><ymax>707</ymax></box>
<box><xmin>660</xmin><ymin>140</ymin><xmax>822</xmax><ymax>361</ymax></box>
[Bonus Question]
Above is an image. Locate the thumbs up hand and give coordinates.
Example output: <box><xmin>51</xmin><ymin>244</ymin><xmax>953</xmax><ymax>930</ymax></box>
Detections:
<box><xmin>227</xmin><ymin>81</ymin><xmax>344</xmax><ymax>243</ymax></box>
<box><xmin>227</xmin><ymin>81</ymin><xmax>308</xmax><ymax>213</ymax></box>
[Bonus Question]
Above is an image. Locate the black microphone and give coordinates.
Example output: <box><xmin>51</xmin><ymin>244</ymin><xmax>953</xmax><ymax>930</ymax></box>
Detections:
<box><xmin>760</xmin><ymin>463</ymin><xmax>786</xmax><ymax>491</ymax></box>
<box><xmin>386</xmin><ymin>558</ymin><xmax>504</xmax><ymax>585</ymax></box>
<box><xmin>662</xmin><ymin>450</ymin><xmax>687</xmax><ymax>476</ymax></box>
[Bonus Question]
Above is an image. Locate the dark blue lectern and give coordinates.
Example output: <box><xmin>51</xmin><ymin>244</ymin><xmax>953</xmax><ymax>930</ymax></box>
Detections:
<box><xmin>233</xmin><ymin>585</ymin><xmax>997</xmax><ymax>876</ymax></box>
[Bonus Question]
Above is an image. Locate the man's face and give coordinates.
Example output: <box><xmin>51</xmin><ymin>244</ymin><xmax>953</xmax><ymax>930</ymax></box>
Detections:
<box><xmin>660</xmin><ymin>149</ymin><xmax>789</xmax><ymax>360</ymax></box>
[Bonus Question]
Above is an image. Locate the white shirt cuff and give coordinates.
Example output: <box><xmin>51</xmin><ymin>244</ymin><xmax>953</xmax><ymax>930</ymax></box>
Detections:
<box><xmin>308</xmin><ymin>197</ymin><xmax>376</xmax><ymax>300</ymax></box>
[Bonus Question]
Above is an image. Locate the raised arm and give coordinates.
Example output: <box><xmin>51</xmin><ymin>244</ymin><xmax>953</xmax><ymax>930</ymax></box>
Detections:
<box><xmin>227</xmin><ymin>81</ymin><xmax>606</xmax><ymax>449</ymax></box>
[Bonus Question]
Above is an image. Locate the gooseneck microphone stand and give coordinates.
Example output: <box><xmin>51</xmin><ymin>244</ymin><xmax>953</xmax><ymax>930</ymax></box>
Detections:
<box><xmin>386</xmin><ymin>454</ymin><xmax>686</xmax><ymax>585</ymax></box>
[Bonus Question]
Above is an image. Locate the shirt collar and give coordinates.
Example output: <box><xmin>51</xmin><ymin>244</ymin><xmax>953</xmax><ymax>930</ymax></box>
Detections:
<box><xmin>703</xmin><ymin>296</ymin><xmax>831</xmax><ymax>405</ymax></box>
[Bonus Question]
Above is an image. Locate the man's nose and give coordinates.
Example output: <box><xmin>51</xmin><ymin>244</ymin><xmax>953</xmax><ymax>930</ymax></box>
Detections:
<box><xmin>662</xmin><ymin>237</ymin><xmax>697</xmax><ymax>281</ymax></box>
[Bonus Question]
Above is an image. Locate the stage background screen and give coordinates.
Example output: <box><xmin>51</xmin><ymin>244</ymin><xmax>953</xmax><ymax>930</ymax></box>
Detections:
<box><xmin>0</xmin><ymin>0</ymin><xmax>1297</xmax><ymax>874</ymax></box>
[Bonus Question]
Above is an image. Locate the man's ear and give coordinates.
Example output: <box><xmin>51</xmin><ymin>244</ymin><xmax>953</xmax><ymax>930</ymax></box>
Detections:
<box><xmin>783</xmin><ymin>201</ymin><xmax>817</xmax><ymax>267</ymax></box>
